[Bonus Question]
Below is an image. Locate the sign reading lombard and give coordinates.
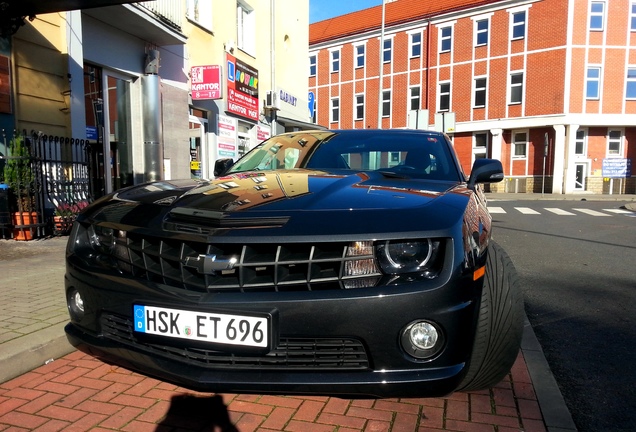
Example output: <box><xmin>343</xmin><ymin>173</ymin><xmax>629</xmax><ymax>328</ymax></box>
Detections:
<box><xmin>602</xmin><ymin>158</ymin><xmax>632</xmax><ymax>178</ymax></box>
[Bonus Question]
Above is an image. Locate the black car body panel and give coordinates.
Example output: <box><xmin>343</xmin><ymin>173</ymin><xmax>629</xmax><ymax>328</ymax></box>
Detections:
<box><xmin>64</xmin><ymin>129</ymin><xmax>509</xmax><ymax>398</ymax></box>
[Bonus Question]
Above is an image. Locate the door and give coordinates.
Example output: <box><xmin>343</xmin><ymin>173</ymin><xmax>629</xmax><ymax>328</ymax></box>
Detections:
<box><xmin>574</xmin><ymin>163</ymin><xmax>587</xmax><ymax>191</ymax></box>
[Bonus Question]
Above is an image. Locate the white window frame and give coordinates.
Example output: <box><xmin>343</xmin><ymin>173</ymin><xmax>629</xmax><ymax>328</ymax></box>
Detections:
<box><xmin>382</xmin><ymin>90</ymin><xmax>391</xmax><ymax>117</ymax></box>
<box><xmin>186</xmin><ymin>0</ymin><xmax>213</xmax><ymax>31</ymax></box>
<box><xmin>509</xmin><ymin>72</ymin><xmax>524</xmax><ymax>104</ymax></box>
<box><xmin>237</xmin><ymin>1</ymin><xmax>256</xmax><ymax>56</ymax></box>
<box><xmin>438</xmin><ymin>81</ymin><xmax>451</xmax><ymax>112</ymax></box>
<box><xmin>474</xmin><ymin>18</ymin><xmax>489</xmax><ymax>46</ymax></box>
<box><xmin>511</xmin><ymin>10</ymin><xmax>526</xmax><ymax>40</ymax></box>
<box><xmin>474</xmin><ymin>76</ymin><xmax>487</xmax><ymax>108</ymax></box>
<box><xmin>409</xmin><ymin>31</ymin><xmax>422</xmax><ymax>58</ymax></box>
<box><xmin>589</xmin><ymin>1</ymin><xmax>605</xmax><ymax>31</ymax></box>
<box><xmin>409</xmin><ymin>86</ymin><xmax>421</xmax><ymax>111</ymax></box>
<box><xmin>309</xmin><ymin>54</ymin><xmax>316</xmax><ymax>77</ymax></box>
<box><xmin>473</xmin><ymin>132</ymin><xmax>488</xmax><ymax>161</ymax></box>
<box><xmin>330</xmin><ymin>49</ymin><xmax>340</xmax><ymax>73</ymax></box>
<box><xmin>575</xmin><ymin>129</ymin><xmax>587</xmax><ymax>156</ymax></box>
<box><xmin>439</xmin><ymin>26</ymin><xmax>452</xmax><ymax>52</ymax></box>
<box><xmin>607</xmin><ymin>129</ymin><xmax>624</xmax><ymax>156</ymax></box>
<box><xmin>354</xmin><ymin>94</ymin><xmax>364</xmax><ymax>120</ymax></box>
<box><xmin>355</xmin><ymin>44</ymin><xmax>365</xmax><ymax>68</ymax></box>
<box><xmin>383</xmin><ymin>38</ymin><xmax>392</xmax><ymax>63</ymax></box>
<box><xmin>626</xmin><ymin>67</ymin><xmax>636</xmax><ymax>99</ymax></box>
<box><xmin>512</xmin><ymin>130</ymin><xmax>528</xmax><ymax>159</ymax></box>
<box><xmin>330</xmin><ymin>97</ymin><xmax>339</xmax><ymax>123</ymax></box>
<box><xmin>631</xmin><ymin>2</ymin><xmax>636</xmax><ymax>31</ymax></box>
<box><xmin>586</xmin><ymin>66</ymin><xmax>601</xmax><ymax>100</ymax></box>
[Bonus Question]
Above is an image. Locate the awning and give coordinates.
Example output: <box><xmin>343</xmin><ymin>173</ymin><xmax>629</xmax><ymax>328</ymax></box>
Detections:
<box><xmin>276</xmin><ymin>115</ymin><xmax>327</xmax><ymax>131</ymax></box>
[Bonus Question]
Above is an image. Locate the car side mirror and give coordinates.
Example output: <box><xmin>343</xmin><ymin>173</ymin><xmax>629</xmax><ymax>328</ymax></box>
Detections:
<box><xmin>467</xmin><ymin>159</ymin><xmax>504</xmax><ymax>190</ymax></box>
<box><xmin>214</xmin><ymin>158</ymin><xmax>234</xmax><ymax>177</ymax></box>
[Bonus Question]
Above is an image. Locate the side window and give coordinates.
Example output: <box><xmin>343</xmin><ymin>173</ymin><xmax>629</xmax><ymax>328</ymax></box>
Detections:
<box><xmin>511</xmin><ymin>11</ymin><xmax>526</xmax><ymax>39</ymax></box>
<box><xmin>475</xmin><ymin>19</ymin><xmax>489</xmax><ymax>46</ymax></box>
<box><xmin>383</xmin><ymin>39</ymin><xmax>392</xmax><ymax>63</ymax></box>
<box><xmin>589</xmin><ymin>1</ymin><xmax>605</xmax><ymax>31</ymax></box>
<box><xmin>586</xmin><ymin>67</ymin><xmax>601</xmax><ymax>99</ymax></box>
<box><xmin>440</xmin><ymin>26</ymin><xmax>452</xmax><ymax>52</ymax></box>
<box><xmin>355</xmin><ymin>45</ymin><xmax>365</xmax><ymax>68</ymax></box>
<box><xmin>331</xmin><ymin>50</ymin><xmax>340</xmax><ymax>73</ymax></box>
<box><xmin>510</xmin><ymin>72</ymin><xmax>523</xmax><ymax>104</ymax></box>
<box><xmin>439</xmin><ymin>82</ymin><xmax>450</xmax><ymax>111</ymax></box>
<box><xmin>410</xmin><ymin>32</ymin><xmax>422</xmax><ymax>57</ymax></box>
<box><xmin>309</xmin><ymin>55</ymin><xmax>316</xmax><ymax>76</ymax></box>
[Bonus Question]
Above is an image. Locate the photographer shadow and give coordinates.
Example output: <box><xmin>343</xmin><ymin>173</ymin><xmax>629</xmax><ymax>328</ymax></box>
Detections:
<box><xmin>155</xmin><ymin>394</ymin><xmax>238</xmax><ymax>431</ymax></box>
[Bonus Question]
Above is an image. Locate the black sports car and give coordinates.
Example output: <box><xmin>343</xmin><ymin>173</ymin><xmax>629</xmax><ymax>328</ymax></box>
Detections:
<box><xmin>64</xmin><ymin>129</ymin><xmax>523</xmax><ymax>398</ymax></box>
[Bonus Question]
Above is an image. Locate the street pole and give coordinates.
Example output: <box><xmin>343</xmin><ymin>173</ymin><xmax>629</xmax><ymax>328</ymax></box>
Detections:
<box><xmin>377</xmin><ymin>0</ymin><xmax>386</xmax><ymax>129</ymax></box>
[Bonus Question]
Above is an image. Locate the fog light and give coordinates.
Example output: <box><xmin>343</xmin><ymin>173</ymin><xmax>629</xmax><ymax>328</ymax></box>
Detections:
<box><xmin>68</xmin><ymin>288</ymin><xmax>85</xmax><ymax>321</ymax></box>
<box><xmin>401</xmin><ymin>320</ymin><xmax>444</xmax><ymax>359</ymax></box>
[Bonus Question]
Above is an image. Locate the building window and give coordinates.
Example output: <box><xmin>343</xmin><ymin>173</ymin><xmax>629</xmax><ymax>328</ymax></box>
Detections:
<box><xmin>355</xmin><ymin>94</ymin><xmax>364</xmax><ymax>120</ymax></box>
<box><xmin>440</xmin><ymin>26</ymin><xmax>452</xmax><ymax>52</ymax></box>
<box><xmin>631</xmin><ymin>3</ymin><xmax>636</xmax><ymax>31</ymax></box>
<box><xmin>510</xmin><ymin>72</ymin><xmax>523</xmax><ymax>104</ymax></box>
<box><xmin>382</xmin><ymin>90</ymin><xmax>391</xmax><ymax>117</ymax></box>
<box><xmin>575</xmin><ymin>129</ymin><xmax>587</xmax><ymax>156</ymax></box>
<box><xmin>607</xmin><ymin>130</ymin><xmax>623</xmax><ymax>155</ymax></box>
<box><xmin>186</xmin><ymin>0</ymin><xmax>213</xmax><ymax>31</ymax></box>
<box><xmin>383</xmin><ymin>39</ymin><xmax>392</xmax><ymax>63</ymax></box>
<box><xmin>512</xmin><ymin>131</ymin><xmax>527</xmax><ymax>158</ymax></box>
<box><xmin>410</xmin><ymin>32</ymin><xmax>422</xmax><ymax>57</ymax></box>
<box><xmin>355</xmin><ymin>45</ymin><xmax>365</xmax><ymax>68</ymax></box>
<box><xmin>474</xmin><ymin>77</ymin><xmax>487</xmax><ymax>108</ymax></box>
<box><xmin>237</xmin><ymin>1</ymin><xmax>255</xmax><ymax>56</ymax></box>
<box><xmin>331</xmin><ymin>50</ymin><xmax>340</xmax><ymax>73</ymax></box>
<box><xmin>626</xmin><ymin>67</ymin><xmax>636</xmax><ymax>99</ymax></box>
<box><xmin>438</xmin><ymin>82</ymin><xmax>450</xmax><ymax>111</ymax></box>
<box><xmin>475</xmin><ymin>19</ymin><xmax>489</xmax><ymax>46</ymax></box>
<box><xmin>511</xmin><ymin>11</ymin><xmax>526</xmax><ymax>39</ymax></box>
<box><xmin>590</xmin><ymin>1</ymin><xmax>605</xmax><ymax>31</ymax></box>
<box><xmin>473</xmin><ymin>133</ymin><xmax>488</xmax><ymax>160</ymax></box>
<box><xmin>586</xmin><ymin>67</ymin><xmax>601</xmax><ymax>99</ymax></box>
<box><xmin>409</xmin><ymin>86</ymin><xmax>420</xmax><ymax>111</ymax></box>
<box><xmin>309</xmin><ymin>55</ymin><xmax>316</xmax><ymax>76</ymax></box>
<box><xmin>331</xmin><ymin>97</ymin><xmax>339</xmax><ymax>122</ymax></box>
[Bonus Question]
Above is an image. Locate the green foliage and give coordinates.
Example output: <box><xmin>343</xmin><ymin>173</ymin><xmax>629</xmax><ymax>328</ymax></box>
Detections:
<box><xmin>4</xmin><ymin>136</ymin><xmax>34</xmax><ymax>193</ymax></box>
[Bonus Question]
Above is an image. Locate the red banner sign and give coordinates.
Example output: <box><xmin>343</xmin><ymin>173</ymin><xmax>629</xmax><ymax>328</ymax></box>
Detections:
<box><xmin>190</xmin><ymin>65</ymin><xmax>222</xmax><ymax>100</ymax></box>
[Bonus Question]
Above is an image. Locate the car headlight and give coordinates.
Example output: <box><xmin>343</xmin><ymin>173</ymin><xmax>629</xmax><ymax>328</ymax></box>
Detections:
<box><xmin>83</xmin><ymin>224</ymin><xmax>131</xmax><ymax>271</ymax></box>
<box><xmin>376</xmin><ymin>239</ymin><xmax>441</xmax><ymax>276</ymax></box>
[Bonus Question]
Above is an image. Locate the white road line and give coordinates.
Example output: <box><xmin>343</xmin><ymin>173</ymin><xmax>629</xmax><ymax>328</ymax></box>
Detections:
<box><xmin>603</xmin><ymin>209</ymin><xmax>631</xmax><ymax>214</ymax></box>
<box><xmin>515</xmin><ymin>207</ymin><xmax>541</xmax><ymax>215</ymax></box>
<box><xmin>573</xmin><ymin>208</ymin><xmax>611</xmax><ymax>217</ymax></box>
<box><xmin>545</xmin><ymin>208</ymin><xmax>576</xmax><ymax>216</ymax></box>
<box><xmin>488</xmin><ymin>207</ymin><xmax>506</xmax><ymax>214</ymax></box>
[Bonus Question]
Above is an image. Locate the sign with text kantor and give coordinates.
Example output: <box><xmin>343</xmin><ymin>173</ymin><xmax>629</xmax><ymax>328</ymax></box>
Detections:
<box><xmin>602</xmin><ymin>158</ymin><xmax>632</xmax><ymax>178</ymax></box>
<box><xmin>190</xmin><ymin>65</ymin><xmax>222</xmax><ymax>100</ymax></box>
<box><xmin>226</xmin><ymin>54</ymin><xmax>259</xmax><ymax>121</ymax></box>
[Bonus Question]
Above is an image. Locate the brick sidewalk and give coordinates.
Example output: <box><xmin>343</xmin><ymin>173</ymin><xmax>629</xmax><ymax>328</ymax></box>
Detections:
<box><xmin>0</xmin><ymin>350</ymin><xmax>544</xmax><ymax>432</ymax></box>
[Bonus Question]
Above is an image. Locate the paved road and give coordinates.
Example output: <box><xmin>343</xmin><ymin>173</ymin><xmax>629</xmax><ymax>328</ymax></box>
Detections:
<box><xmin>490</xmin><ymin>199</ymin><xmax>636</xmax><ymax>432</ymax></box>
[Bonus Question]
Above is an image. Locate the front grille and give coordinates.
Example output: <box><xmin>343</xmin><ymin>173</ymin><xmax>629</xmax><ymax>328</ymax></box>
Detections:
<box><xmin>102</xmin><ymin>314</ymin><xmax>370</xmax><ymax>370</ymax></box>
<box><xmin>113</xmin><ymin>232</ymin><xmax>380</xmax><ymax>293</ymax></box>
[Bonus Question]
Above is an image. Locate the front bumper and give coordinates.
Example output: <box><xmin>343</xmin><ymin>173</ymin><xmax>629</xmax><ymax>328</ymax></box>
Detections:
<box><xmin>64</xmin><ymin>254</ymin><xmax>483</xmax><ymax>398</ymax></box>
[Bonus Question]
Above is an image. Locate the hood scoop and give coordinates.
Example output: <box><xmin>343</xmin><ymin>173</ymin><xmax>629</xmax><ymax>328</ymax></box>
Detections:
<box><xmin>165</xmin><ymin>207</ymin><xmax>289</xmax><ymax>233</ymax></box>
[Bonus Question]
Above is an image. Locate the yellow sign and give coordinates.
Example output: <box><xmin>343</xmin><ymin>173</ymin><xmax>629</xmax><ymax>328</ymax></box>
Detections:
<box><xmin>190</xmin><ymin>161</ymin><xmax>201</xmax><ymax>170</ymax></box>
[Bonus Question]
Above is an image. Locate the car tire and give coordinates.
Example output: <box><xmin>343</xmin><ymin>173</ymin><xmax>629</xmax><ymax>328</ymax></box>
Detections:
<box><xmin>458</xmin><ymin>241</ymin><xmax>524</xmax><ymax>392</ymax></box>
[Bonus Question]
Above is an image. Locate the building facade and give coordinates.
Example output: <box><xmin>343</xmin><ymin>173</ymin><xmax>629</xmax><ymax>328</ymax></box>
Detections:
<box><xmin>309</xmin><ymin>0</ymin><xmax>636</xmax><ymax>194</ymax></box>
<box><xmin>1</xmin><ymin>0</ymin><xmax>311</xmax><ymax>199</ymax></box>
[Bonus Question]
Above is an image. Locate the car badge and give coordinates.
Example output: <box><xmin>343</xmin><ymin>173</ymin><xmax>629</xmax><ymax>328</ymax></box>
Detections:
<box><xmin>182</xmin><ymin>254</ymin><xmax>237</xmax><ymax>275</ymax></box>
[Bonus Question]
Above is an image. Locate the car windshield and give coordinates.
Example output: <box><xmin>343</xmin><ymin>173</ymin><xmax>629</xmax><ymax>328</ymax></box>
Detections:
<box><xmin>227</xmin><ymin>130</ymin><xmax>461</xmax><ymax>181</ymax></box>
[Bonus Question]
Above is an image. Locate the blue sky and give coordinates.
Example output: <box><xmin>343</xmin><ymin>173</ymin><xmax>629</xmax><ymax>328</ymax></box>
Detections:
<box><xmin>309</xmin><ymin>0</ymin><xmax>382</xmax><ymax>23</ymax></box>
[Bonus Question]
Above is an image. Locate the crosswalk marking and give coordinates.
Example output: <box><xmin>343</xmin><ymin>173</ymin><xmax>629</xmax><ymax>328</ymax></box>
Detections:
<box><xmin>573</xmin><ymin>208</ymin><xmax>611</xmax><ymax>217</ymax></box>
<box><xmin>603</xmin><ymin>209</ymin><xmax>631</xmax><ymax>214</ymax></box>
<box><xmin>545</xmin><ymin>208</ymin><xmax>576</xmax><ymax>216</ymax></box>
<box><xmin>515</xmin><ymin>207</ymin><xmax>541</xmax><ymax>215</ymax></box>
<box><xmin>488</xmin><ymin>206</ymin><xmax>506</xmax><ymax>214</ymax></box>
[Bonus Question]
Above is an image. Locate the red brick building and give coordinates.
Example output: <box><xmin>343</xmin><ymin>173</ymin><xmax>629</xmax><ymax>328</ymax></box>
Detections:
<box><xmin>309</xmin><ymin>0</ymin><xmax>636</xmax><ymax>194</ymax></box>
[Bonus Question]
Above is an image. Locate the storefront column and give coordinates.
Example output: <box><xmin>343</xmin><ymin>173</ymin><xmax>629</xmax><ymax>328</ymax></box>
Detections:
<box><xmin>563</xmin><ymin>124</ymin><xmax>579</xmax><ymax>193</ymax></box>
<box><xmin>490</xmin><ymin>128</ymin><xmax>503</xmax><ymax>161</ymax></box>
<box><xmin>552</xmin><ymin>124</ymin><xmax>566</xmax><ymax>194</ymax></box>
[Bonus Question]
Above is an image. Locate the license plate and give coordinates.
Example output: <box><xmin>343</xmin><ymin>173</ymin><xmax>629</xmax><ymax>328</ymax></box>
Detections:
<box><xmin>133</xmin><ymin>305</ymin><xmax>269</xmax><ymax>348</ymax></box>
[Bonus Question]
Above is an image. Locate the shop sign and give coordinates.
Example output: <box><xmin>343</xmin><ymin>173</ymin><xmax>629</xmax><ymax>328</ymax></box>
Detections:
<box><xmin>226</xmin><ymin>54</ymin><xmax>259</xmax><ymax>121</ymax></box>
<box><xmin>191</xmin><ymin>65</ymin><xmax>222</xmax><ymax>100</ymax></box>
<box><xmin>279</xmin><ymin>90</ymin><xmax>297</xmax><ymax>107</ymax></box>
<box><xmin>218</xmin><ymin>115</ymin><xmax>238</xmax><ymax>159</ymax></box>
<box><xmin>602</xmin><ymin>158</ymin><xmax>632</xmax><ymax>178</ymax></box>
<box><xmin>257</xmin><ymin>125</ymin><xmax>271</xmax><ymax>142</ymax></box>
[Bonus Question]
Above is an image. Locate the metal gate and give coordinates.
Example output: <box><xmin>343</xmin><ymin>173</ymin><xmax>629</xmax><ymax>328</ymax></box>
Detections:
<box><xmin>0</xmin><ymin>130</ymin><xmax>92</xmax><ymax>240</ymax></box>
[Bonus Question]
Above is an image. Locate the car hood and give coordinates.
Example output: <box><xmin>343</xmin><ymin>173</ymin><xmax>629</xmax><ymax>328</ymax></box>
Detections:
<box><xmin>90</xmin><ymin>170</ymin><xmax>472</xmax><ymax>238</ymax></box>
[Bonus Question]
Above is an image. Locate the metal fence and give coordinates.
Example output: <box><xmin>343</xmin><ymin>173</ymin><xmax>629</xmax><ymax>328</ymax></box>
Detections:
<box><xmin>0</xmin><ymin>130</ymin><xmax>92</xmax><ymax>240</ymax></box>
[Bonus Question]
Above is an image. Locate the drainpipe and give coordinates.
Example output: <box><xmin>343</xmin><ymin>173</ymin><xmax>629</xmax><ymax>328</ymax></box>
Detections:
<box><xmin>142</xmin><ymin>49</ymin><xmax>164</xmax><ymax>182</ymax></box>
<box><xmin>377</xmin><ymin>0</ymin><xmax>386</xmax><ymax>129</ymax></box>
<box><xmin>425</xmin><ymin>19</ymin><xmax>431</xmax><ymax>118</ymax></box>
